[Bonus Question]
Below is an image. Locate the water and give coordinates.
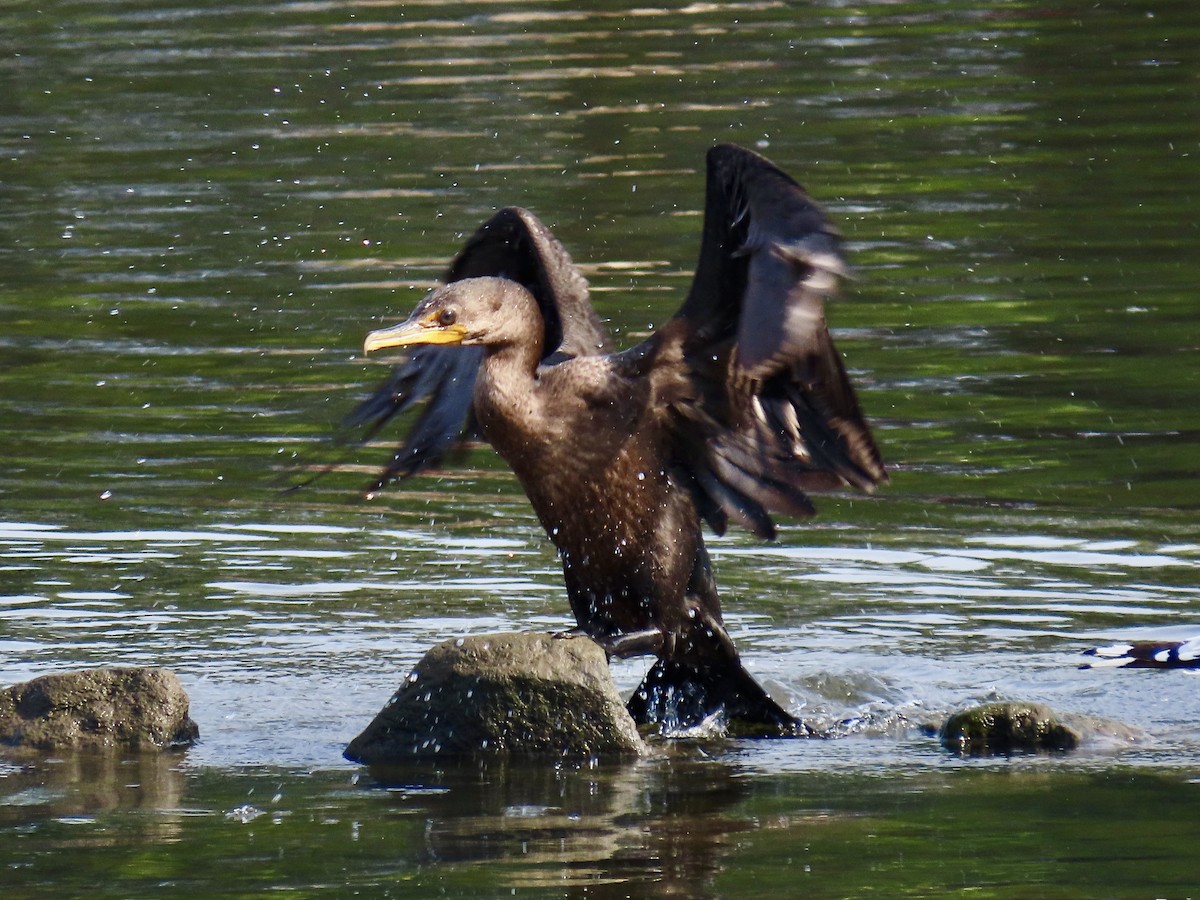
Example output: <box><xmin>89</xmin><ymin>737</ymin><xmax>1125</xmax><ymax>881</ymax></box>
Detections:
<box><xmin>3</xmin><ymin>0</ymin><xmax>1200</xmax><ymax>895</ymax></box>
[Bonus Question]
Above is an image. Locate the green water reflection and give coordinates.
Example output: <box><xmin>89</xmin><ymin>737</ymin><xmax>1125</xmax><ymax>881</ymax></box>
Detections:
<box><xmin>3</xmin><ymin>753</ymin><xmax>1200</xmax><ymax>897</ymax></box>
<box><xmin>3</xmin><ymin>0</ymin><xmax>1200</xmax><ymax>895</ymax></box>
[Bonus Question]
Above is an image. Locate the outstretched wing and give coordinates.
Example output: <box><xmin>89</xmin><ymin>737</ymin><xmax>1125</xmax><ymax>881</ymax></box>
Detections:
<box><xmin>342</xmin><ymin>207</ymin><xmax>609</xmax><ymax>492</ymax></box>
<box><xmin>667</xmin><ymin>144</ymin><xmax>887</xmax><ymax>538</ymax></box>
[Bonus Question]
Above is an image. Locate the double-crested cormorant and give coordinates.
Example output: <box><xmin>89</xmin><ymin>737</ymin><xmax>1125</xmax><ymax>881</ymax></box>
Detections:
<box><xmin>351</xmin><ymin>144</ymin><xmax>886</xmax><ymax>734</ymax></box>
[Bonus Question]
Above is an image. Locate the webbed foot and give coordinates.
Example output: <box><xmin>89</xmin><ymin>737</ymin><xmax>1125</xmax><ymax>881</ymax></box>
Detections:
<box><xmin>592</xmin><ymin>628</ymin><xmax>664</xmax><ymax>659</ymax></box>
<box><xmin>552</xmin><ymin>627</ymin><xmax>664</xmax><ymax>658</ymax></box>
<box><xmin>552</xmin><ymin>627</ymin><xmax>591</xmax><ymax>640</ymax></box>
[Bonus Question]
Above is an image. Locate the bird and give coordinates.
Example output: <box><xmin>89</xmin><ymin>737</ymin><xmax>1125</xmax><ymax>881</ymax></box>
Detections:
<box><xmin>347</xmin><ymin>144</ymin><xmax>887</xmax><ymax>735</ymax></box>
<box><xmin>1083</xmin><ymin>639</ymin><xmax>1200</xmax><ymax>669</ymax></box>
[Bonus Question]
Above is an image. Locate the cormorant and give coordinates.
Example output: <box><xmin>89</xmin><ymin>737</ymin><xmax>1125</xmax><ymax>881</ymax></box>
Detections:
<box><xmin>349</xmin><ymin>144</ymin><xmax>886</xmax><ymax>734</ymax></box>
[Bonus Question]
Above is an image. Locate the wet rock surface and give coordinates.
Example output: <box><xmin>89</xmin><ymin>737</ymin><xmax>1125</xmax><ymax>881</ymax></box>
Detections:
<box><xmin>0</xmin><ymin>667</ymin><xmax>199</xmax><ymax>752</ymax></box>
<box><xmin>938</xmin><ymin>700</ymin><xmax>1143</xmax><ymax>755</ymax></box>
<box><xmin>345</xmin><ymin>633</ymin><xmax>647</xmax><ymax>763</ymax></box>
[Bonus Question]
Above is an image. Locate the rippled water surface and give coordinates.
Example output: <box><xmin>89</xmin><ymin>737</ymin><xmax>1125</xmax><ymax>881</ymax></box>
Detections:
<box><xmin>3</xmin><ymin>1</ymin><xmax>1200</xmax><ymax>896</ymax></box>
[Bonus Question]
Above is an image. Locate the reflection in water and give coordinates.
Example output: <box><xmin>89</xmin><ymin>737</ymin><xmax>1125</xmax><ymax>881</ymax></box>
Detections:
<box><xmin>0</xmin><ymin>751</ymin><xmax>188</xmax><ymax>844</ymax></box>
<box><xmin>0</xmin><ymin>752</ymin><xmax>762</xmax><ymax>897</ymax></box>
<box><xmin>7</xmin><ymin>752</ymin><xmax>1199</xmax><ymax>897</ymax></box>
<box><xmin>361</xmin><ymin>752</ymin><xmax>754</xmax><ymax>896</ymax></box>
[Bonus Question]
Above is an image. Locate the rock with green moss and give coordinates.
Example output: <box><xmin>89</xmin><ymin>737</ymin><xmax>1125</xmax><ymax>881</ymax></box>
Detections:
<box><xmin>345</xmin><ymin>633</ymin><xmax>647</xmax><ymax>762</ymax></box>
<box><xmin>938</xmin><ymin>700</ymin><xmax>1142</xmax><ymax>755</ymax></box>
<box><xmin>0</xmin><ymin>667</ymin><xmax>199</xmax><ymax>753</ymax></box>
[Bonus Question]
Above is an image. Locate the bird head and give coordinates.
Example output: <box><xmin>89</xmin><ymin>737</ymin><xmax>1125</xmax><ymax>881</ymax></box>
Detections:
<box><xmin>363</xmin><ymin>277</ymin><xmax>539</xmax><ymax>355</ymax></box>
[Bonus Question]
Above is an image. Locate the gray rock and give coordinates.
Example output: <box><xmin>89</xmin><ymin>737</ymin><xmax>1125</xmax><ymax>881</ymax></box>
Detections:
<box><xmin>0</xmin><ymin>667</ymin><xmax>199</xmax><ymax>753</ymax></box>
<box><xmin>345</xmin><ymin>633</ymin><xmax>647</xmax><ymax>762</ymax></box>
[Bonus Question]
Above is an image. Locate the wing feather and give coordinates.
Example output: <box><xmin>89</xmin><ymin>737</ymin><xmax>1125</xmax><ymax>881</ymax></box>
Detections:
<box><xmin>667</xmin><ymin>144</ymin><xmax>886</xmax><ymax>535</ymax></box>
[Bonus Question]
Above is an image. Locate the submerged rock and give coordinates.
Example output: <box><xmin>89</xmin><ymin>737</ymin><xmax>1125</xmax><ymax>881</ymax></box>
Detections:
<box><xmin>345</xmin><ymin>633</ymin><xmax>646</xmax><ymax>763</ymax></box>
<box><xmin>938</xmin><ymin>700</ymin><xmax>1143</xmax><ymax>755</ymax></box>
<box><xmin>0</xmin><ymin>667</ymin><xmax>199</xmax><ymax>752</ymax></box>
<box><xmin>940</xmin><ymin>702</ymin><xmax>1081</xmax><ymax>754</ymax></box>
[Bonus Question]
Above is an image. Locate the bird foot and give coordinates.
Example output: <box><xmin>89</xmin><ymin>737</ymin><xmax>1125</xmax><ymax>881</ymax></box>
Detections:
<box><xmin>552</xmin><ymin>627</ymin><xmax>591</xmax><ymax>641</ymax></box>
<box><xmin>551</xmin><ymin>627</ymin><xmax>664</xmax><ymax>659</ymax></box>
<box><xmin>591</xmin><ymin>628</ymin><xmax>664</xmax><ymax>659</ymax></box>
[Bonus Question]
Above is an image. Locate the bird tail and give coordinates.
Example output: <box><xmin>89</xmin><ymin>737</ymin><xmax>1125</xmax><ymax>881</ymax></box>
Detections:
<box><xmin>626</xmin><ymin>658</ymin><xmax>809</xmax><ymax>737</ymax></box>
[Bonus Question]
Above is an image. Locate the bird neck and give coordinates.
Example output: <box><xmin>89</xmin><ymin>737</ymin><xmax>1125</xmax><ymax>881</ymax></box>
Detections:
<box><xmin>481</xmin><ymin>331</ymin><xmax>543</xmax><ymax>381</ymax></box>
<box><xmin>470</xmin><ymin>278</ymin><xmax>550</xmax><ymax>456</ymax></box>
<box><xmin>475</xmin><ymin>339</ymin><xmax>545</xmax><ymax>439</ymax></box>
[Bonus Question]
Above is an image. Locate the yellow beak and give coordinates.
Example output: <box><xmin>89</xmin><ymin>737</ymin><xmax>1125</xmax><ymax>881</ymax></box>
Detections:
<box><xmin>363</xmin><ymin>317</ymin><xmax>468</xmax><ymax>353</ymax></box>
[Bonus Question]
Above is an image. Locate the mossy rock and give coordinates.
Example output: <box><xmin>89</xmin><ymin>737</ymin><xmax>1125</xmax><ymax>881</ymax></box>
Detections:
<box><xmin>345</xmin><ymin>633</ymin><xmax>647</xmax><ymax>763</ymax></box>
<box><xmin>0</xmin><ymin>667</ymin><xmax>198</xmax><ymax>753</ymax></box>
<box><xmin>939</xmin><ymin>701</ymin><xmax>1082</xmax><ymax>754</ymax></box>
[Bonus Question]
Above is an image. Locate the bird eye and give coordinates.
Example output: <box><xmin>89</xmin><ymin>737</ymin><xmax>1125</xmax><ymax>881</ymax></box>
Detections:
<box><xmin>437</xmin><ymin>308</ymin><xmax>457</xmax><ymax>327</ymax></box>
